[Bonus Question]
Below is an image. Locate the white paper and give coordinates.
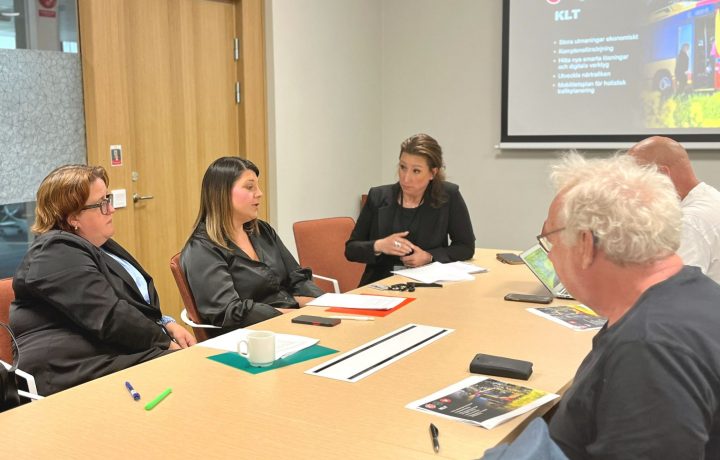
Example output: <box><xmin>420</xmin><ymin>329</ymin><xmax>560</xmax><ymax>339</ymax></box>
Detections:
<box><xmin>406</xmin><ymin>376</ymin><xmax>559</xmax><ymax>429</ymax></box>
<box><xmin>445</xmin><ymin>261</ymin><xmax>488</xmax><ymax>274</ymax></box>
<box><xmin>392</xmin><ymin>262</ymin><xmax>475</xmax><ymax>283</ymax></box>
<box><xmin>198</xmin><ymin>329</ymin><xmax>319</xmax><ymax>360</ymax></box>
<box><xmin>306</xmin><ymin>293</ymin><xmax>406</xmax><ymax>310</ymax></box>
<box><xmin>526</xmin><ymin>305</ymin><xmax>607</xmax><ymax>331</ymax></box>
<box><xmin>306</xmin><ymin>324</ymin><xmax>453</xmax><ymax>382</ymax></box>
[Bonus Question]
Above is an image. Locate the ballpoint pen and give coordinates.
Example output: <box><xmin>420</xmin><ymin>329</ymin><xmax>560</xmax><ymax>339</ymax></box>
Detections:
<box><xmin>125</xmin><ymin>381</ymin><xmax>141</xmax><ymax>401</ymax></box>
<box><xmin>327</xmin><ymin>315</ymin><xmax>375</xmax><ymax>321</ymax></box>
<box><xmin>429</xmin><ymin>423</ymin><xmax>440</xmax><ymax>453</ymax></box>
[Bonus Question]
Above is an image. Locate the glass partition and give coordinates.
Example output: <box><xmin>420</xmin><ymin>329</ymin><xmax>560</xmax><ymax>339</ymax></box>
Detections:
<box><xmin>0</xmin><ymin>0</ymin><xmax>84</xmax><ymax>277</ymax></box>
<box><xmin>0</xmin><ymin>0</ymin><xmax>78</xmax><ymax>52</ymax></box>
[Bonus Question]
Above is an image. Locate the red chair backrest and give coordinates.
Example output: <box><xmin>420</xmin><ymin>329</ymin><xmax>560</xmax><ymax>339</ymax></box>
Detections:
<box><xmin>0</xmin><ymin>278</ymin><xmax>15</xmax><ymax>363</ymax></box>
<box><xmin>293</xmin><ymin>217</ymin><xmax>365</xmax><ymax>293</ymax></box>
<box><xmin>169</xmin><ymin>254</ymin><xmax>210</xmax><ymax>342</ymax></box>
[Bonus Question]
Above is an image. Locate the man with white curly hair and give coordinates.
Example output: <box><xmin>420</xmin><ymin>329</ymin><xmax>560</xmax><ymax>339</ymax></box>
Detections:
<box><xmin>544</xmin><ymin>153</ymin><xmax>720</xmax><ymax>459</ymax></box>
<box><xmin>628</xmin><ymin>136</ymin><xmax>720</xmax><ymax>283</ymax></box>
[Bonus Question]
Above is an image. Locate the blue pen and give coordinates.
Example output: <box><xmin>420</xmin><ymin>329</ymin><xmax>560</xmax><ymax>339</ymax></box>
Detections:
<box><xmin>125</xmin><ymin>381</ymin><xmax>141</xmax><ymax>401</ymax></box>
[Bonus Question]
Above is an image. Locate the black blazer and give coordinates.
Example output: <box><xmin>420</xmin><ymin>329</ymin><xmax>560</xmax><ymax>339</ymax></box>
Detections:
<box><xmin>345</xmin><ymin>182</ymin><xmax>475</xmax><ymax>286</ymax></box>
<box><xmin>10</xmin><ymin>231</ymin><xmax>172</xmax><ymax>395</ymax></box>
<box><xmin>181</xmin><ymin>221</ymin><xmax>324</xmax><ymax>338</ymax></box>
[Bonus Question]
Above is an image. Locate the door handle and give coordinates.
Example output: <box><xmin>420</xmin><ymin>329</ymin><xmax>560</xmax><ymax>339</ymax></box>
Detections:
<box><xmin>132</xmin><ymin>193</ymin><xmax>154</xmax><ymax>203</ymax></box>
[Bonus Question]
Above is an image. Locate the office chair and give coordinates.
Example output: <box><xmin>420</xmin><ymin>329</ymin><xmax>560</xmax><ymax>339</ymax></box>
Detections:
<box><xmin>0</xmin><ymin>278</ymin><xmax>15</xmax><ymax>364</ymax></box>
<box><xmin>292</xmin><ymin>217</ymin><xmax>365</xmax><ymax>293</ymax></box>
<box><xmin>0</xmin><ymin>278</ymin><xmax>42</xmax><ymax>405</ymax></box>
<box><xmin>169</xmin><ymin>254</ymin><xmax>220</xmax><ymax>342</ymax></box>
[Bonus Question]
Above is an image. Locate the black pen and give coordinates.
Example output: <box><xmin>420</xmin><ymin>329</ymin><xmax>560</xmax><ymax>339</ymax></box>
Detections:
<box><xmin>429</xmin><ymin>423</ymin><xmax>440</xmax><ymax>453</ymax></box>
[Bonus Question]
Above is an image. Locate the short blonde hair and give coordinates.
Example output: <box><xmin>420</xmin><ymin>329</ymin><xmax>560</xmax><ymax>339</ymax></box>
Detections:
<box><xmin>551</xmin><ymin>152</ymin><xmax>681</xmax><ymax>265</ymax></box>
<box><xmin>32</xmin><ymin>165</ymin><xmax>109</xmax><ymax>234</ymax></box>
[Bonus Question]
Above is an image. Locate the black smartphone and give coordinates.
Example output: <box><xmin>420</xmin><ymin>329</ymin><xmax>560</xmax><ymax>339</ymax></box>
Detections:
<box><xmin>504</xmin><ymin>293</ymin><xmax>553</xmax><ymax>304</ymax></box>
<box><xmin>291</xmin><ymin>315</ymin><xmax>341</xmax><ymax>327</ymax></box>
<box><xmin>496</xmin><ymin>253</ymin><xmax>524</xmax><ymax>265</ymax></box>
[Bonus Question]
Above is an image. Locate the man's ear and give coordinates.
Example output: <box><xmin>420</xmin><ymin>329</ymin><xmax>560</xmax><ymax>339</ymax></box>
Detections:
<box><xmin>580</xmin><ymin>230</ymin><xmax>595</xmax><ymax>269</ymax></box>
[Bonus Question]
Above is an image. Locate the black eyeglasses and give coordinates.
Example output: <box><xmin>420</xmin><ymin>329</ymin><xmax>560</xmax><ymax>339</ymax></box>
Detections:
<box><xmin>81</xmin><ymin>194</ymin><xmax>114</xmax><ymax>215</ymax></box>
<box><xmin>536</xmin><ymin>227</ymin><xmax>565</xmax><ymax>253</ymax></box>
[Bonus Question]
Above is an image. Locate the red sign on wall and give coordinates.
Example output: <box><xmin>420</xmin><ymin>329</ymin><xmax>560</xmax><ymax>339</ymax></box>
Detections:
<box><xmin>38</xmin><ymin>0</ymin><xmax>57</xmax><ymax>18</ymax></box>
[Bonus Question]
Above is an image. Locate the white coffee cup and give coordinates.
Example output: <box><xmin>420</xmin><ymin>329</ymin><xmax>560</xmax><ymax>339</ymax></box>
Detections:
<box><xmin>237</xmin><ymin>331</ymin><xmax>276</xmax><ymax>367</ymax></box>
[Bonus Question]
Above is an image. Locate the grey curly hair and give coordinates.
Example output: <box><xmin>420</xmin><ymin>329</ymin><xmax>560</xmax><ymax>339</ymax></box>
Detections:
<box><xmin>551</xmin><ymin>152</ymin><xmax>681</xmax><ymax>265</ymax></box>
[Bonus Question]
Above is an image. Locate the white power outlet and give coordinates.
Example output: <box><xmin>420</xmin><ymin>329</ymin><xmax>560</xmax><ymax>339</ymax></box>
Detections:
<box><xmin>112</xmin><ymin>189</ymin><xmax>127</xmax><ymax>208</ymax></box>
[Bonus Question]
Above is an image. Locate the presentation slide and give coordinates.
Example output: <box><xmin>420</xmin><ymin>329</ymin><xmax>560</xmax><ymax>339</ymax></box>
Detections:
<box><xmin>503</xmin><ymin>0</ymin><xmax>720</xmax><ymax>143</ymax></box>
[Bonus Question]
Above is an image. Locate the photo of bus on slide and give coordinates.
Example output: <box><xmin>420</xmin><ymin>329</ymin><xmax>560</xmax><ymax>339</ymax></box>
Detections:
<box><xmin>644</xmin><ymin>0</ymin><xmax>720</xmax><ymax>128</ymax></box>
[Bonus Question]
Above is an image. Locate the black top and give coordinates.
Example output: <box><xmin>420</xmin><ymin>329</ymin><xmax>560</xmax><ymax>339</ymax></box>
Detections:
<box><xmin>549</xmin><ymin>266</ymin><xmax>720</xmax><ymax>460</ymax></box>
<box><xmin>181</xmin><ymin>221</ymin><xmax>324</xmax><ymax>337</ymax></box>
<box><xmin>345</xmin><ymin>182</ymin><xmax>475</xmax><ymax>286</ymax></box>
<box><xmin>11</xmin><ymin>231</ymin><xmax>172</xmax><ymax>395</ymax></box>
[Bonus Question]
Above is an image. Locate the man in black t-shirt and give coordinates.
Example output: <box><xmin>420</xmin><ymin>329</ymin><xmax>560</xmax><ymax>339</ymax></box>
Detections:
<box><xmin>539</xmin><ymin>153</ymin><xmax>720</xmax><ymax>460</ymax></box>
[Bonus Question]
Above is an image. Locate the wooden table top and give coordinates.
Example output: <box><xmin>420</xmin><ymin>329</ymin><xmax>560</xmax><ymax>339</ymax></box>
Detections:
<box><xmin>0</xmin><ymin>249</ymin><xmax>594</xmax><ymax>459</ymax></box>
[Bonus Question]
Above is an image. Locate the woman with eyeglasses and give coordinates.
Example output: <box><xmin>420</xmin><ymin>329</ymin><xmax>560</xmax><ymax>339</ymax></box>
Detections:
<box><xmin>10</xmin><ymin>165</ymin><xmax>195</xmax><ymax>396</ymax></box>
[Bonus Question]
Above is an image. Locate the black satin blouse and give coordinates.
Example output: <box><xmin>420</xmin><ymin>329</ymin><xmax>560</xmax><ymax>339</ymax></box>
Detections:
<box><xmin>181</xmin><ymin>221</ymin><xmax>323</xmax><ymax>337</ymax></box>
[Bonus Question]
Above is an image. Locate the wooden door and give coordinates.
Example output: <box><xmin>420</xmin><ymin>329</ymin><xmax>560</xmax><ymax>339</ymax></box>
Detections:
<box><xmin>78</xmin><ymin>0</ymin><xmax>268</xmax><ymax>330</ymax></box>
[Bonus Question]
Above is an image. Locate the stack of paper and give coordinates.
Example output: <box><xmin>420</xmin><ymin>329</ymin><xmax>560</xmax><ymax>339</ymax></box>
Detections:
<box><xmin>199</xmin><ymin>329</ymin><xmax>319</xmax><ymax>360</ymax></box>
<box><xmin>445</xmin><ymin>261</ymin><xmax>488</xmax><ymax>274</ymax></box>
<box><xmin>392</xmin><ymin>261</ymin><xmax>486</xmax><ymax>283</ymax></box>
<box><xmin>307</xmin><ymin>293</ymin><xmax>407</xmax><ymax>310</ymax></box>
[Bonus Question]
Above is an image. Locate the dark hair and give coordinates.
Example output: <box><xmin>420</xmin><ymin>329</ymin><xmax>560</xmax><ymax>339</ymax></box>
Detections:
<box><xmin>33</xmin><ymin>165</ymin><xmax>109</xmax><ymax>234</ymax></box>
<box><xmin>399</xmin><ymin>133</ymin><xmax>447</xmax><ymax>208</ymax></box>
<box><xmin>192</xmin><ymin>157</ymin><xmax>260</xmax><ymax>249</ymax></box>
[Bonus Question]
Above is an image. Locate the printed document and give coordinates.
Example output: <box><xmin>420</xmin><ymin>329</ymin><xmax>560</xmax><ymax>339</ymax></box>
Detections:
<box><xmin>406</xmin><ymin>376</ymin><xmax>558</xmax><ymax>429</ymax></box>
<box><xmin>307</xmin><ymin>293</ymin><xmax>407</xmax><ymax>310</ymax></box>
<box><xmin>392</xmin><ymin>262</ymin><xmax>477</xmax><ymax>283</ymax></box>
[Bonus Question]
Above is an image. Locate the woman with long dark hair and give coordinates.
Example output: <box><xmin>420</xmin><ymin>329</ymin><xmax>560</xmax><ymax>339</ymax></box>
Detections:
<box><xmin>181</xmin><ymin>157</ymin><xmax>322</xmax><ymax>337</ymax></box>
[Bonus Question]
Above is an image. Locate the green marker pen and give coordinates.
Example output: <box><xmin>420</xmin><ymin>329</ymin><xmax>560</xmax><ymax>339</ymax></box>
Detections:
<box><xmin>144</xmin><ymin>388</ymin><xmax>172</xmax><ymax>411</ymax></box>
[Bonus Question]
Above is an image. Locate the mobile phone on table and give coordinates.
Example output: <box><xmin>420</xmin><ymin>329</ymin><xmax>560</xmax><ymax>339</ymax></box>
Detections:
<box><xmin>291</xmin><ymin>315</ymin><xmax>341</xmax><ymax>327</ymax></box>
<box><xmin>496</xmin><ymin>253</ymin><xmax>524</xmax><ymax>265</ymax></box>
<box><xmin>504</xmin><ymin>293</ymin><xmax>553</xmax><ymax>304</ymax></box>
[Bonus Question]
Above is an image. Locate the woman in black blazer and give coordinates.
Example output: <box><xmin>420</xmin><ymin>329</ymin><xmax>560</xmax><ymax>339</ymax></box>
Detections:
<box><xmin>11</xmin><ymin>165</ymin><xmax>195</xmax><ymax>395</ymax></box>
<box><xmin>346</xmin><ymin>133</ymin><xmax>476</xmax><ymax>286</ymax></box>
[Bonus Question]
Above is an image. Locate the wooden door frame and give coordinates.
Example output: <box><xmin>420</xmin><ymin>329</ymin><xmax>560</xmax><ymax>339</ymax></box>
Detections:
<box><xmin>236</xmin><ymin>0</ymin><xmax>269</xmax><ymax>220</ymax></box>
<box><xmin>79</xmin><ymin>0</ymin><xmax>270</xmax><ymax>252</ymax></box>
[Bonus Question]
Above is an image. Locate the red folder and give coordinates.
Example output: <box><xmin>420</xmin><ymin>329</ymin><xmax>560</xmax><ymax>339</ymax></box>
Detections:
<box><xmin>325</xmin><ymin>296</ymin><xmax>416</xmax><ymax>317</ymax></box>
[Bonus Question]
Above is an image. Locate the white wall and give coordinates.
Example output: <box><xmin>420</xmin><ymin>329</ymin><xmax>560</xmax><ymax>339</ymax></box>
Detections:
<box><xmin>265</xmin><ymin>0</ymin><xmax>382</xmax><ymax>255</ymax></box>
<box><xmin>267</xmin><ymin>0</ymin><xmax>720</xmax><ymax>255</ymax></box>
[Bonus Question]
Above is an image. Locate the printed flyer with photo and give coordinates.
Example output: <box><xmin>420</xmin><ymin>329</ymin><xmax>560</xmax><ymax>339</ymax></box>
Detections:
<box><xmin>406</xmin><ymin>376</ymin><xmax>558</xmax><ymax>429</ymax></box>
<box><xmin>528</xmin><ymin>305</ymin><xmax>607</xmax><ymax>331</ymax></box>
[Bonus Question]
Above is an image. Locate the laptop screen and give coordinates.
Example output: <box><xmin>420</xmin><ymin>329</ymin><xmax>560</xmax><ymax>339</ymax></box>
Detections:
<box><xmin>521</xmin><ymin>245</ymin><xmax>562</xmax><ymax>291</ymax></box>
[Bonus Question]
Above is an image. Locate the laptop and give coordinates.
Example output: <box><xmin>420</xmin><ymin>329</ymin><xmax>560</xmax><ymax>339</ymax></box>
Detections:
<box><xmin>519</xmin><ymin>244</ymin><xmax>574</xmax><ymax>300</ymax></box>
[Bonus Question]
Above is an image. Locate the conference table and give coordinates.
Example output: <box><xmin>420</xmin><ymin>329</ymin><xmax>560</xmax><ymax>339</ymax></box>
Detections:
<box><xmin>0</xmin><ymin>249</ymin><xmax>596</xmax><ymax>459</ymax></box>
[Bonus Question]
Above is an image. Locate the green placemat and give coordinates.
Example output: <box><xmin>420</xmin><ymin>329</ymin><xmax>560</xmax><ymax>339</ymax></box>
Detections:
<box><xmin>207</xmin><ymin>344</ymin><xmax>338</xmax><ymax>374</ymax></box>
